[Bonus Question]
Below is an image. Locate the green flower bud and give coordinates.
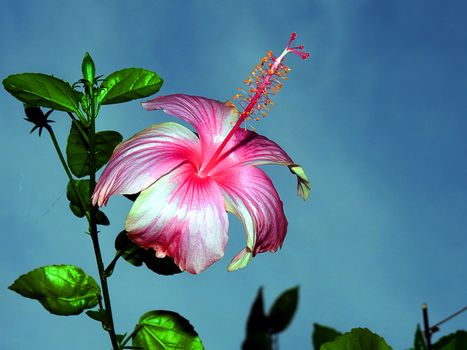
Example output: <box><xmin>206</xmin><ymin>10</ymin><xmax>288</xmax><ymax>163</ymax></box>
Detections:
<box><xmin>81</xmin><ymin>52</ymin><xmax>96</xmax><ymax>83</ymax></box>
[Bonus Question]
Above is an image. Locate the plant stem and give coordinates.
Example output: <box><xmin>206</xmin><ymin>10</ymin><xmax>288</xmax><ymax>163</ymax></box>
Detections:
<box><xmin>119</xmin><ymin>324</ymin><xmax>143</xmax><ymax>349</ymax></box>
<box><xmin>45</xmin><ymin>125</ymin><xmax>89</xmax><ymax>222</ymax></box>
<box><xmin>422</xmin><ymin>304</ymin><xmax>432</xmax><ymax>350</ymax></box>
<box><xmin>88</xmin><ymin>117</ymin><xmax>120</xmax><ymax>350</ymax></box>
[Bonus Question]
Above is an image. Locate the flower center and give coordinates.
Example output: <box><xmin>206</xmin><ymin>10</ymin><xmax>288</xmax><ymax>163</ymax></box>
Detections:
<box><xmin>199</xmin><ymin>33</ymin><xmax>310</xmax><ymax>176</ymax></box>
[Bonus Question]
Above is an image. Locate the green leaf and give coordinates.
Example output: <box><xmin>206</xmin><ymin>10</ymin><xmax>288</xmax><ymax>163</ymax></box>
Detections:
<box><xmin>3</xmin><ymin>73</ymin><xmax>80</xmax><ymax>113</ymax></box>
<box><xmin>268</xmin><ymin>286</ymin><xmax>299</xmax><ymax>333</ymax></box>
<box><xmin>66</xmin><ymin>122</ymin><xmax>122</xmax><ymax>178</ymax></box>
<box><xmin>115</xmin><ymin>230</ymin><xmax>146</xmax><ymax>267</ymax></box>
<box><xmin>312</xmin><ymin>324</ymin><xmax>342</xmax><ymax>350</ymax></box>
<box><xmin>9</xmin><ymin>265</ymin><xmax>100</xmax><ymax>316</ymax></box>
<box><xmin>434</xmin><ymin>331</ymin><xmax>467</xmax><ymax>350</ymax></box>
<box><xmin>98</xmin><ymin>68</ymin><xmax>163</xmax><ymax>105</ymax></box>
<box><xmin>413</xmin><ymin>325</ymin><xmax>427</xmax><ymax>350</ymax></box>
<box><xmin>86</xmin><ymin>309</ymin><xmax>110</xmax><ymax>323</ymax></box>
<box><xmin>116</xmin><ymin>333</ymin><xmax>127</xmax><ymax>344</ymax></box>
<box><xmin>66</xmin><ymin>179</ymin><xmax>109</xmax><ymax>225</ymax></box>
<box><xmin>115</xmin><ymin>230</ymin><xmax>182</xmax><ymax>275</ymax></box>
<box><xmin>132</xmin><ymin>310</ymin><xmax>204</xmax><ymax>349</ymax></box>
<box><xmin>242</xmin><ymin>287</ymin><xmax>271</xmax><ymax>350</ymax></box>
<box><xmin>320</xmin><ymin>328</ymin><xmax>393</xmax><ymax>350</ymax></box>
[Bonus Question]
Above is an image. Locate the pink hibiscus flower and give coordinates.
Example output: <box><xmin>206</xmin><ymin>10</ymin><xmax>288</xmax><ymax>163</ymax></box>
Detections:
<box><xmin>92</xmin><ymin>33</ymin><xmax>311</xmax><ymax>274</ymax></box>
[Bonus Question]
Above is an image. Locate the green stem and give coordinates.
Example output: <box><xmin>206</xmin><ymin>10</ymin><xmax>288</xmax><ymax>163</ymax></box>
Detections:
<box><xmin>120</xmin><ymin>324</ymin><xmax>143</xmax><ymax>349</ymax></box>
<box><xmin>104</xmin><ymin>250</ymin><xmax>123</xmax><ymax>277</ymax></box>
<box><xmin>67</xmin><ymin>112</ymin><xmax>90</xmax><ymax>145</ymax></box>
<box><xmin>88</xmin><ymin>116</ymin><xmax>119</xmax><ymax>350</ymax></box>
<box><xmin>45</xmin><ymin>125</ymin><xmax>89</xmax><ymax>222</ymax></box>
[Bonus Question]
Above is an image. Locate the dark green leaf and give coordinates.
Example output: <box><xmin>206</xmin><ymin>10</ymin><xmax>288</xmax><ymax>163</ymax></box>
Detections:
<box><xmin>115</xmin><ymin>231</ymin><xmax>182</xmax><ymax>275</ymax></box>
<box><xmin>312</xmin><ymin>324</ymin><xmax>342</xmax><ymax>350</ymax></box>
<box><xmin>96</xmin><ymin>210</ymin><xmax>110</xmax><ymax>225</ymax></box>
<box><xmin>242</xmin><ymin>287</ymin><xmax>271</xmax><ymax>350</ymax></box>
<box><xmin>434</xmin><ymin>331</ymin><xmax>467</xmax><ymax>350</ymax></box>
<box><xmin>144</xmin><ymin>255</ymin><xmax>183</xmax><ymax>276</ymax></box>
<box><xmin>66</xmin><ymin>179</ymin><xmax>109</xmax><ymax>225</ymax></box>
<box><xmin>66</xmin><ymin>122</ymin><xmax>122</xmax><ymax>177</ymax></box>
<box><xmin>3</xmin><ymin>73</ymin><xmax>80</xmax><ymax>113</ymax></box>
<box><xmin>132</xmin><ymin>310</ymin><xmax>204</xmax><ymax>349</ymax></box>
<box><xmin>86</xmin><ymin>309</ymin><xmax>110</xmax><ymax>323</ymax></box>
<box><xmin>82</xmin><ymin>52</ymin><xmax>96</xmax><ymax>83</ymax></box>
<box><xmin>413</xmin><ymin>325</ymin><xmax>427</xmax><ymax>350</ymax></box>
<box><xmin>116</xmin><ymin>333</ymin><xmax>127</xmax><ymax>344</ymax></box>
<box><xmin>115</xmin><ymin>230</ymin><xmax>146</xmax><ymax>267</ymax></box>
<box><xmin>268</xmin><ymin>286</ymin><xmax>299</xmax><ymax>333</ymax></box>
<box><xmin>320</xmin><ymin>328</ymin><xmax>393</xmax><ymax>350</ymax></box>
<box><xmin>9</xmin><ymin>265</ymin><xmax>100</xmax><ymax>316</ymax></box>
<box><xmin>99</xmin><ymin>68</ymin><xmax>163</xmax><ymax>105</ymax></box>
<box><xmin>67</xmin><ymin>179</ymin><xmax>90</xmax><ymax>217</ymax></box>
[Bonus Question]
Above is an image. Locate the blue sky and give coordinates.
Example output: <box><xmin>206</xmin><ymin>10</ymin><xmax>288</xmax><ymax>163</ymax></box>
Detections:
<box><xmin>1</xmin><ymin>1</ymin><xmax>467</xmax><ymax>349</ymax></box>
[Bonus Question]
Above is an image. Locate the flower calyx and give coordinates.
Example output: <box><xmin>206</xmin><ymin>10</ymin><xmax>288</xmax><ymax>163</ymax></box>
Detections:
<box><xmin>23</xmin><ymin>104</ymin><xmax>54</xmax><ymax>136</ymax></box>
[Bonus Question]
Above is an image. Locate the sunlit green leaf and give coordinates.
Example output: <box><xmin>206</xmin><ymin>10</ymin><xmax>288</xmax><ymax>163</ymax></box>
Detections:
<box><xmin>99</xmin><ymin>68</ymin><xmax>163</xmax><ymax>105</ymax></box>
<box><xmin>242</xmin><ymin>287</ymin><xmax>271</xmax><ymax>350</ymax></box>
<box><xmin>321</xmin><ymin>328</ymin><xmax>393</xmax><ymax>350</ymax></box>
<box><xmin>9</xmin><ymin>265</ymin><xmax>100</xmax><ymax>316</ymax></box>
<box><xmin>268</xmin><ymin>286</ymin><xmax>299</xmax><ymax>333</ymax></box>
<box><xmin>3</xmin><ymin>73</ymin><xmax>80</xmax><ymax>113</ymax></box>
<box><xmin>66</xmin><ymin>122</ymin><xmax>122</xmax><ymax>178</ymax></box>
<box><xmin>312</xmin><ymin>324</ymin><xmax>342</xmax><ymax>350</ymax></box>
<box><xmin>132</xmin><ymin>310</ymin><xmax>204</xmax><ymax>349</ymax></box>
<box><xmin>66</xmin><ymin>179</ymin><xmax>109</xmax><ymax>225</ymax></box>
<box><xmin>434</xmin><ymin>331</ymin><xmax>467</xmax><ymax>350</ymax></box>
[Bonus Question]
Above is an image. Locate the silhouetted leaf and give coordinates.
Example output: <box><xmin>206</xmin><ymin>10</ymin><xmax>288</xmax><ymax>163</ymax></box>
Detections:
<box><xmin>242</xmin><ymin>287</ymin><xmax>271</xmax><ymax>350</ymax></box>
<box><xmin>312</xmin><ymin>323</ymin><xmax>342</xmax><ymax>350</ymax></box>
<box><xmin>412</xmin><ymin>325</ymin><xmax>427</xmax><ymax>350</ymax></box>
<box><xmin>3</xmin><ymin>73</ymin><xmax>80</xmax><ymax>113</ymax></box>
<box><xmin>321</xmin><ymin>328</ymin><xmax>393</xmax><ymax>350</ymax></box>
<box><xmin>115</xmin><ymin>230</ymin><xmax>146</xmax><ymax>267</ymax></box>
<box><xmin>144</xmin><ymin>255</ymin><xmax>183</xmax><ymax>276</ymax></box>
<box><xmin>9</xmin><ymin>265</ymin><xmax>100</xmax><ymax>315</ymax></box>
<box><xmin>434</xmin><ymin>331</ymin><xmax>467</xmax><ymax>350</ymax></box>
<box><xmin>115</xmin><ymin>231</ymin><xmax>182</xmax><ymax>275</ymax></box>
<box><xmin>99</xmin><ymin>68</ymin><xmax>163</xmax><ymax>105</ymax></box>
<box><xmin>132</xmin><ymin>310</ymin><xmax>204</xmax><ymax>349</ymax></box>
<box><xmin>268</xmin><ymin>286</ymin><xmax>299</xmax><ymax>333</ymax></box>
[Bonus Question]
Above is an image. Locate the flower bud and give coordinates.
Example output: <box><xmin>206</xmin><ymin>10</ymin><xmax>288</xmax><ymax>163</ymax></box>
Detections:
<box><xmin>81</xmin><ymin>52</ymin><xmax>96</xmax><ymax>83</ymax></box>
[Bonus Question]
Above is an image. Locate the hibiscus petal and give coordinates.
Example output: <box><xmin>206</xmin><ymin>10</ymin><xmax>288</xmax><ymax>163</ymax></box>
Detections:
<box><xmin>142</xmin><ymin>94</ymin><xmax>239</xmax><ymax>161</ymax></box>
<box><xmin>215</xmin><ymin>166</ymin><xmax>287</xmax><ymax>271</ymax></box>
<box><xmin>125</xmin><ymin>162</ymin><xmax>228</xmax><ymax>274</ymax></box>
<box><xmin>214</xmin><ymin>128</ymin><xmax>311</xmax><ymax>200</ymax></box>
<box><xmin>92</xmin><ymin>122</ymin><xmax>201</xmax><ymax>206</ymax></box>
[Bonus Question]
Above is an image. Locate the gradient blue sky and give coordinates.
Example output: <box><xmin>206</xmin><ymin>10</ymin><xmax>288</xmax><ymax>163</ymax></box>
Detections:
<box><xmin>1</xmin><ymin>1</ymin><xmax>467</xmax><ymax>349</ymax></box>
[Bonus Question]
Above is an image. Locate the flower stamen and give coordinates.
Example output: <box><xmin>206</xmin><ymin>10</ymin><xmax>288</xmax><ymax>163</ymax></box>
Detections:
<box><xmin>200</xmin><ymin>33</ymin><xmax>309</xmax><ymax>176</ymax></box>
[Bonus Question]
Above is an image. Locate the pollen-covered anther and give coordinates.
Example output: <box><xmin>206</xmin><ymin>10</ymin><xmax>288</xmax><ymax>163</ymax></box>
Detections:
<box><xmin>231</xmin><ymin>32</ymin><xmax>309</xmax><ymax>127</ymax></box>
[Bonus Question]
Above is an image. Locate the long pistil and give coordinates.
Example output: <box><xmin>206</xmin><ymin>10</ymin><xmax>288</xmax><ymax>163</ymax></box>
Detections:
<box><xmin>200</xmin><ymin>33</ymin><xmax>309</xmax><ymax>176</ymax></box>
